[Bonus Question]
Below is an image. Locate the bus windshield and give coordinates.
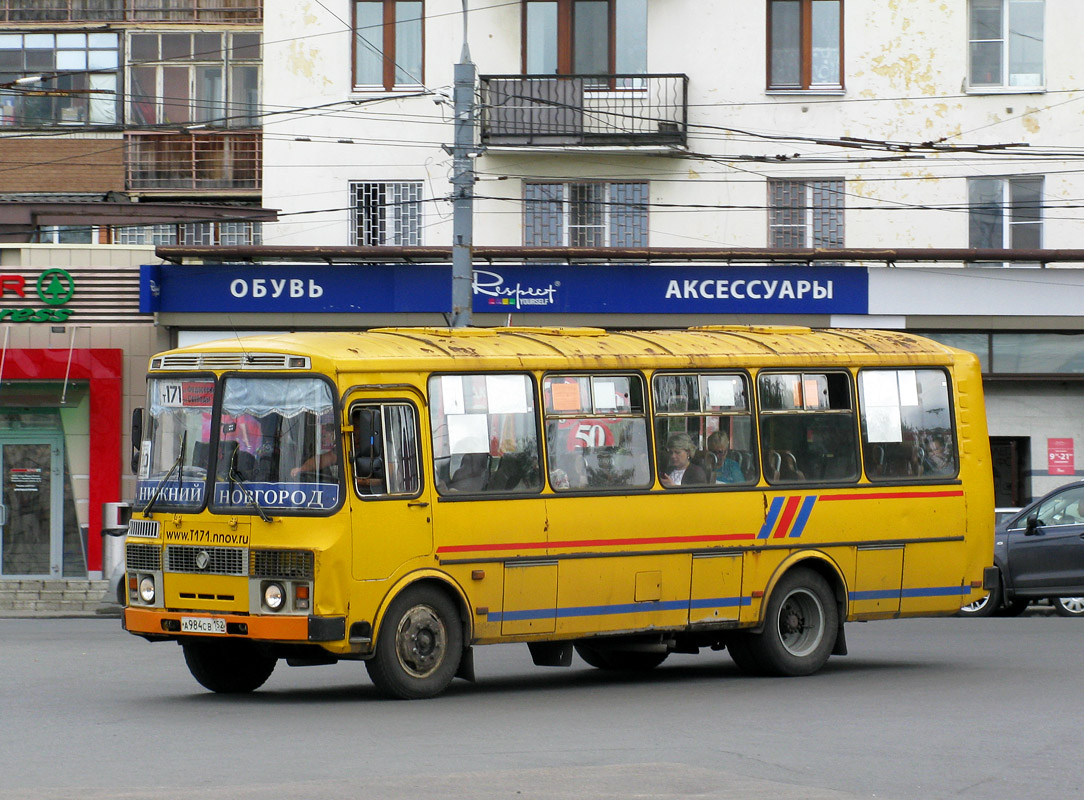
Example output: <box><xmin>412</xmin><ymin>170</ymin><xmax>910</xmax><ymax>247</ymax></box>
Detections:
<box><xmin>210</xmin><ymin>376</ymin><xmax>340</xmax><ymax>513</ymax></box>
<box><xmin>136</xmin><ymin>377</ymin><xmax>214</xmax><ymax>511</ymax></box>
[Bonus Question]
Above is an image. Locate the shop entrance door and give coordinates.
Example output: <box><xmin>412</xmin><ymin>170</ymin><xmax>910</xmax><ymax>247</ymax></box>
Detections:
<box><xmin>0</xmin><ymin>437</ymin><xmax>64</xmax><ymax>577</ymax></box>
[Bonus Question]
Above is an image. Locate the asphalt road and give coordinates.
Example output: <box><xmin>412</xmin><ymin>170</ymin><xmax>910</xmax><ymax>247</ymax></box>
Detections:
<box><xmin>1</xmin><ymin>615</ymin><xmax>1081</xmax><ymax>800</ymax></box>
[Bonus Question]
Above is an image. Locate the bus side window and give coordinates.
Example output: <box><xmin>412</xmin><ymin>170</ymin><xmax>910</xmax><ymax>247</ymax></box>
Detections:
<box><xmin>350</xmin><ymin>403</ymin><xmax>421</xmax><ymax>497</ymax></box>
<box><xmin>428</xmin><ymin>373</ymin><xmax>542</xmax><ymax>496</ymax></box>
<box><xmin>652</xmin><ymin>372</ymin><xmax>756</xmax><ymax>488</ymax></box>
<box><xmin>858</xmin><ymin>368</ymin><xmax>957</xmax><ymax>482</ymax></box>
<box><xmin>758</xmin><ymin>372</ymin><xmax>858</xmax><ymax>486</ymax></box>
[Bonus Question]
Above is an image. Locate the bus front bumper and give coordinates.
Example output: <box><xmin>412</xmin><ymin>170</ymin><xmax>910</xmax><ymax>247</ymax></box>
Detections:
<box><xmin>123</xmin><ymin>607</ymin><xmax>346</xmax><ymax>643</ymax></box>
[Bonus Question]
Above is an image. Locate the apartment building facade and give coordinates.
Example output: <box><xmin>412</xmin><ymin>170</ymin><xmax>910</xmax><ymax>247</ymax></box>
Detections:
<box><xmin>0</xmin><ymin>1</ymin><xmax>266</xmax><ymax>587</ymax></box>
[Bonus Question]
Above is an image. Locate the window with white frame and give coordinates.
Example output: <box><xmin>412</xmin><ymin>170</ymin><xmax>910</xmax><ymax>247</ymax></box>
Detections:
<box><xmin>113</xmin><ymin>221</ymin><xmax>262</xmax><ymax>246</ymax></box>
<box><xmin>968</xmin><ymin>175</ymin><xmax>1042</xmax><ymax>252</ymax></box>
<box><xmin>768</xmin><ymin>179</ymin><xmax>844</xmax><ymax>248</ymax></box>
<box><xmin>353</xmin><ymin>0</ymin><xmax>423</xmax><ymax>91</ymax></box>
<box><xmin>349</xmin><ymin>181</ymin><xmax>423</xmax><ymax>246</ymax></box>
<box><xmin>524</xmin><ymin>181</ymin><xmax>647</xmax><ymax>246</ymax></box>
<box><xmin>37</xmin><ymin>225</ymin><xmax>97</xmax><ymax>244</ymax></box>
<box><xmin>128</xmin><ymin>32</ymin><xmax>260</xmax><ymax>126</ymax></box>
<box><xmin>0</xmin><ymin>32</ymin><xmax>118</xmax><ymax>126</ymax></box>
<box><xmin>969</xmin><ymin>0</ymin><xmax>1044</xmax><ymax>89</ymax></box>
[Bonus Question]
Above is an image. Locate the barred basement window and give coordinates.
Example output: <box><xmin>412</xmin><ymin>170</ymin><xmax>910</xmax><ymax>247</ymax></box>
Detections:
<box><xmin>349</xmin><ymin>181</ymin><xmax>423</xmax><ymax>245</ymax></box>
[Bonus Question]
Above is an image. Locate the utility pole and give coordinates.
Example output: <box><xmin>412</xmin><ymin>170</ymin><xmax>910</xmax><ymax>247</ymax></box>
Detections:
<box><xmin>450</xmin><ymin>0</ymin><xmax>475</xmax><ymax>328</ymax></box>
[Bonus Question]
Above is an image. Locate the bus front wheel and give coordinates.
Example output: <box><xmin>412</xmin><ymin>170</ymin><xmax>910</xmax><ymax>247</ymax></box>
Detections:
<box><xmin>182</xmin><ymin>639</ymin><xmax>277</xmax><ymax>693</ymax></box>
<box><xmin>366</xmin><ymin>585</ymin><xmax>464</xmax><ymax>699</ymax></box>
<box><xmin>741</xmin><ymin>568</ymin><xmax>838</xmax><ymax>677</ymax></box>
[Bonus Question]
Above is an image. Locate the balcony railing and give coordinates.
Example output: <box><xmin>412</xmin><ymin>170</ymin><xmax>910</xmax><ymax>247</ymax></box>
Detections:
<box><xmin>126</xmin><ymin>130</ymin><xmax>260</xmax><ymax>192</ymax></box>
<box><xmin>0</xmin><ymin>0</ymin><xmax>260</xmax><ymax>23</ymax></box>
<box><xmin>480</xmin><ymin>74</ymin><xmax>688</xmax><ymax>149</ymax></box>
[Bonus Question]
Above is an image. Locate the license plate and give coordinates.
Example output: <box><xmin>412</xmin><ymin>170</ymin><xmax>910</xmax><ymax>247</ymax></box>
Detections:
<box><xmin>181</xmin><ymin>616</ymin><xmax>226</xmax><ymax>634</ymax></box>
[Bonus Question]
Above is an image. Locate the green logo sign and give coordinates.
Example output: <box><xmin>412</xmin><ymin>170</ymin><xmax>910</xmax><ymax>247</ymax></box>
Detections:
<box><xmin>36</xmin><ymin>268</ymin><xmax>75</xmax><ymax>306</ymax></box>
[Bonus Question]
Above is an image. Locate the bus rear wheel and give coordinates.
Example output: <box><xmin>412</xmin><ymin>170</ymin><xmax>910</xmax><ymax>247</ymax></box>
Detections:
<box><xmin>366</xmin><ymin>585</ymin><xmax>463</xmax><ymax>699</ymax></box>
<box><xmin>182</xmin><ymin>639</ymin><xmax>277</xmax><ymax>693</ymax></box>
<box><xmin>741</xmin><ymin>568</ymin><xmax>838</xmax><ymax>677</ymax></box>
<box><xmin>574</xmin><ymin>641</ymin><xmax>669</xmax><ymax>671</ymax></box>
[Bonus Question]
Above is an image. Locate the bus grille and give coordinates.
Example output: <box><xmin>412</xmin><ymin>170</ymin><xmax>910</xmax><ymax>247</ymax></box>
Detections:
<box><xmin>126</xmin><ymin>543</ymin><xmax>162</xmax><ymax>572</ymax></box>
<box><xmin>166</xmin><ymin>545</ymin><xmax>247</xmax><ymax>575</ymax></box>
<box><xmin>127</xmin><ymin>519</ymin><xmax>160</xmax><ymax>538</ymax></box>
<box><xmin>251</xmin><ymin>549</ymin><xmax>314</xmax><ymax>579</ymax></box>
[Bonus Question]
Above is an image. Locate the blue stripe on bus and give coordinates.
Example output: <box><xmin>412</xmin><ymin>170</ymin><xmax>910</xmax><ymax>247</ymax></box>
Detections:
<box><xmin>488</xmin><ymin>596</ymin><xmax>750</xmax><ymax>622</ymax></box>
<box><xmin>789</xmin><ymin>496</ymin><xmax>818</xmax><ymax>538</ymax></box>
<box><xmin>850</xmin><ymin>586</ymin><xmax>971</xmax><ymax>601</ymax></box>
<box><xmin>758</xmin><ymin>496</ymin><xmax>785</xmax><ymax>539</ymax></box>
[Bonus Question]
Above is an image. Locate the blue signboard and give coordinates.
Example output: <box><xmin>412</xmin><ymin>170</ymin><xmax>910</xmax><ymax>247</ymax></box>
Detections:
<box><xmin>141</xmin><ymin>263</ymin><xmax>868</xmax><ymax>316</ymax></box>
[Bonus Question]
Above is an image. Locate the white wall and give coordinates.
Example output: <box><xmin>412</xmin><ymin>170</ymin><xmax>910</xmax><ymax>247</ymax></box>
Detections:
<box><xmin>262</xmin><ymin>0</ymin><xmax>1084</xmax><ymax>254</ymax></box>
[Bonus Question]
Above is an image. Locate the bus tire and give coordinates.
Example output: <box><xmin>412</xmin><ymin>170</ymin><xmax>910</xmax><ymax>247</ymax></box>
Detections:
<box><xmin>744</xmin><ymin>568</ymin><xmax>838</xmax><ymax>677</ymax></box>
<box><xmin>573</xmin><ymin>642</ymin><xmax>669</xmax><ymax>671</ymax></box>
<box><xmin>366</xmin><ymin>585</ymin><xmax>463</xmax><ymax>699</ymax></box>
<box><xmin>182</xmin><ymin>639</ymin><xmax>277</xmax><ymax>693</ymax></box>
<box><xmin>724</xmin><ymin>634</ymin><xmax>764</xmax><ymax>675</ymax></box>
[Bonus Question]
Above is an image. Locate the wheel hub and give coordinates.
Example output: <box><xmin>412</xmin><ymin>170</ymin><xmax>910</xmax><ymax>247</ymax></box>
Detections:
<box><xmin>395</xmin><ymin>604</ymin><xmax>447</xmax><ymax>678</ymax></box>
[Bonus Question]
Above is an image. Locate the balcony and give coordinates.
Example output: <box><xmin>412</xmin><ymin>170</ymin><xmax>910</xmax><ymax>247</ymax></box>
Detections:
<box><xmin>480</xmin><ymin>74</ymin><xmax>688</xmax><ymax>150</ymax></box>
<box><xmin>0</xmin><ymin>0</ymin><xmax>260</xmax><ymax>23</ymax></box>
<box><xmin>125</xmin><ymin>130</ymin><xmax>260</xmax><ymax>192</ymax></box>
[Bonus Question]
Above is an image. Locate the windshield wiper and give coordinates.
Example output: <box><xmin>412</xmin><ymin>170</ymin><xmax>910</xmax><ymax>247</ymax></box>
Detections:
<box><xmin>227</xmin><ymin>447</ymin><xmax>272</xmax><ymax>523</ymax></box>
<box><xmin>141</xmin><ymin>430</ymin><xmax>187</xmax><ymax>517</ymax></box>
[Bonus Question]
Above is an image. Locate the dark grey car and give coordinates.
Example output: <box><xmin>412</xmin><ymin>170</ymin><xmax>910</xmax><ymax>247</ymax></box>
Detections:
<box><xmin>962</xmin><ymin>482</ymin><xmax>1084</xmax><ymax>617</ymax></box>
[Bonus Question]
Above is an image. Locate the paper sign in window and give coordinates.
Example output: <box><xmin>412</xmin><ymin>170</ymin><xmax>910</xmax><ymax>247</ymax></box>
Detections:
<box><xmin>550</xmin><ymin>381</ymin><xmax>582</xmax><ymax>412</ymax></box>
<box><xmin>486</xmin><ymin>374</ymin><xmax>528</xmax><ymax>414</ymax></box>
<box><xmin>861</xmin><ymin>371</ymin><xmax>899</xmax><ymax>407</ymax></box>
<box><xmin>897</xmin><ymin>371</ymin><xmax>919</xmax><ymax>406</ymax></box>
<box><xmin>441</xmin><ymin>375</ymin><xmax>465</xmax><ymax>415</ymax></box>
<box><xmin>594</xmin><ymin>381</ymin><xmax>617</xmax><ymax>410</ymax></box>
<box><xmin>447</xmin><ymin>413</ymin><xmax>489</xmax><ymax>454</ymax></box>
<box><xmin>803</xmin><ymin>379</ymin><xmax>823</xmax><ymax>408</ymax></box>
<box><xmin>865</xmin><ymin>406</ymin><xmax>903</xmax><ymax>443</ymax></box>
<box><xmin>707</xmin><ymin>378</ymin><xmax>736</xmax><ymax>408</ymax></box>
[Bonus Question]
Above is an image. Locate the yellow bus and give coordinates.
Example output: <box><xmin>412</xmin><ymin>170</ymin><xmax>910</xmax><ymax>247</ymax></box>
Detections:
<box><xmin>123</xmin><ymin>326</ymin><xmax>994</xmax><ymax>698</ymax></box>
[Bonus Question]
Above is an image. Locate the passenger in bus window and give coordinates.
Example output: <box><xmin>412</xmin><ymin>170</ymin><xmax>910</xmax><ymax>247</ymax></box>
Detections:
<box><xmin>587</xmin><ymin>446</ymin><xmax>634</xmax><ymax>488</ymax></box>
<box><xmin>660</xmin><ymin>433</ymin><xmax>709</xmax><ymax>487</ymax></box>
<box><xmin>706</xmin><ymin>431</ymin><xmax>744</xmax><ymax>484</ymax></box>
<box><xmin>921</xmin><ymin>435</ymin><xmax>953</xmax><ymax>476</ymax></box>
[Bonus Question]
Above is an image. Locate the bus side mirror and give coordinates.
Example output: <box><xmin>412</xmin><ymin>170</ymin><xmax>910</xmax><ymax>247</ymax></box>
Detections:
<box><xmin>1025</xmin><ymin>512</ymin><xmax>1042</xmax><ymax>536</ymax></box>
<box><xmin>131</xmin><ymin>408</ymin><xmax>144</xmax><ymax>474</ymax></box>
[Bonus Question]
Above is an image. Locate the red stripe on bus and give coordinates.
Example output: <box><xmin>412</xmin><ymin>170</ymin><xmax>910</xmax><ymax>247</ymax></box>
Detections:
<box><xmin>773</xmin><ymin>495</ymin><xmax>803</xmax><ymax>538</ymax></box>
<box><xmin>818</xmin><ymin>490</ymin><xmax>965</xmax><ymax>501</ymax></box>
<box><xmin>436</xmin><ymin>532</ymin><xmax>756</xmax><ymax>554</ymax></box>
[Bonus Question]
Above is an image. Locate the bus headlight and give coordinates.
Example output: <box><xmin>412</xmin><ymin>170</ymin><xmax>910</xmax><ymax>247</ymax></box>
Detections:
<box><xmin>138</xmin><ymin>576</ymin><xmax>155</xmax><ymax>604</ymax></box>
<box><xmin>263</xmin><ymin>582</ymin><xmax>285</xmax><ymax>612</ymax></box>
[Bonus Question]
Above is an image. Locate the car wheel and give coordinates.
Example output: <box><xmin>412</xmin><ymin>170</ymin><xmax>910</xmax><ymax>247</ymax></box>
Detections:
<box><xmin>1051</xmin><ymin>597</ymin><xmax>1084</xmax><ymax>617</ymax></box>
<box><xmin>997</xmin><ymin>598</ymin><xmax>1031</xmax><ymax>617</ymax></box>
<box><xmin>958</xmin><ymin>579</ymin><xmax>1001</xmax><ymax>617</ymax></box>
